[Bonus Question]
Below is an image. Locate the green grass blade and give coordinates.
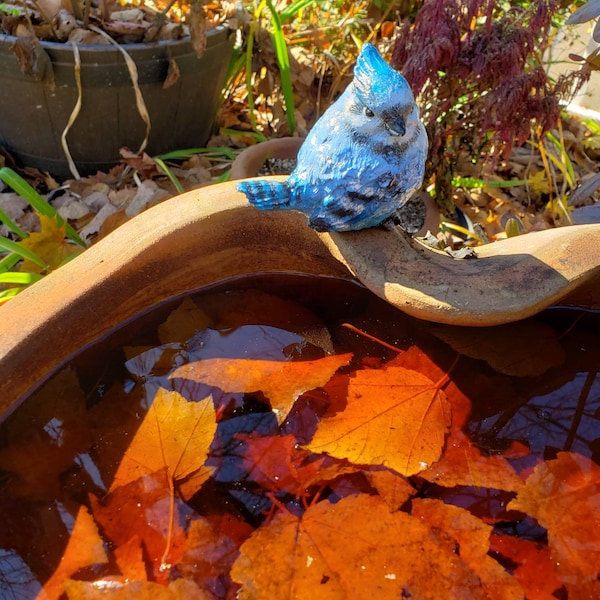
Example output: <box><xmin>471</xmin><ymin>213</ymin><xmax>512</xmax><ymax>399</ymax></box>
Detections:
<box><xmin>0</xmin><ymin>252</ymin><xmax>21</xmax><ymax>274</ymax></box>
<box><xmin>0</xmin><ymin>272</ymin><xmax>43</xmax><ymax>284</ymax></box>
<box><xmin>153</xmin><ymin>157</ymin><xmax>185</xmax><ymax>194</ymax></box>
<box><xmin>279</xmin><ymin>0</ymin><xmax>315</xmax><ymax>21</ymax></box>
<box><xmin>452</xmin><ymin>177</ymin><xmax>528</xmax><ymax>188</ymax></box>
<box><xmin>265</xmin><ymin>0</ymin><xmax>296</xmax><ymax>134</ymax></box>
<box><xmin>0</xmin><ymin>167</ymin><xmax>85</xmax><ymax>247</ymax></box>
<box><xmin>0</xmin><ymin>237</ymin><xmax>48</xmax><ymax>270</ymax></box>
<box><xmin>0</xmin><ymin>287</ymin><xmax>24</xmax><ymax>303</ymax></box>
<box><xmin>545</xmin><ymin>131</ymin><xmax>576</xmax><ymax>187</ymax></box>
<box><xmin>0</xmin><ymin>207</ymin><xmax>28</xmax><ymax>238</ymax></box>
<box><xmin>157</xmin><ymin>147</ymin><xmax>237</xmax><ymax>161</ymax></box>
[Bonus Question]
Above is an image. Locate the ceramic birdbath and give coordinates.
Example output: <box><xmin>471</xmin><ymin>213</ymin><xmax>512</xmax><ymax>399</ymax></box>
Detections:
<box><xmin>0</xmin><ymin>176</ymin><xmax>599</xmax><ymax>421</ymax></box>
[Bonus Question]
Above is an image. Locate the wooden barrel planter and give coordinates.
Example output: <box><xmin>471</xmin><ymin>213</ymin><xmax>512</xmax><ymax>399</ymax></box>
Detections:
<box><xmin>0</xmin><ymin>26</ymin><xmax>233</xmax><ymax>177</ymax></box>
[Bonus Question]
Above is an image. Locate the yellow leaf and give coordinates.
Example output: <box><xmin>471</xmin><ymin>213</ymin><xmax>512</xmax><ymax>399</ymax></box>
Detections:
<box><xmin>18</xmin><ymin>213</ymin><xmax>81</xmax><ymax>273</ymax></box>
<box><xmin>305</xmin><ymin>366</ymin><xmax>451</xmax><ymax>476</ymax></box>
<box><xmin>110</xmin><ymin>387</ymin><xmax>216</xmax><ymax>495</ymax></box>
<box><xmin>527</xmin><ymin>170</ymin><xmax>550</xmax><ymax>195</ymax></box>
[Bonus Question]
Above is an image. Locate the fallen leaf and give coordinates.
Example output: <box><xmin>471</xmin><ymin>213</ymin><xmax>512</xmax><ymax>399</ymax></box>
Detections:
<box><xmin>240</xmin><ymin>433</ymin><xmax>357</xmax><ymax>497</ymax></box>
<box><xmin>18</xmin><ymin>213</ymin><xmax>82</xmax><ymax>273</ymax></box>
<box><xmin>114</xmin><ymin>535</ymin><xmax>148</xmax><ymax>582</ymax></box>
<box><xmin>231</xmin><ymin>494</ymin><xmax>486</xmax><ymax>599</ymax></box>
<box><xmin>91</xmin><ymin>468</ymin><xmax>193</xmax><ymax>582</ymax></box>
<box><xmin>412</xmin><ymin>499</ymin><xmax>524</xmax><ymax>600</ymax></box>
<box><xmin>0</xmin><ymin>368</ymin><xmax>90</xmax><ymax>499</ymax></box>
<box><xmin>64</xmin><ymin>577</ymin><xmax>212</xmax><ymax>599</ymax></box>
<box><xmin>157</xmin><ymin>297</ymin><xmax>212</xmax><ymax>344</ymax></box>
<box><xmin>420</xmin><ymin>430</ymin><xmax>524</xmax><ymax>492</ymax></box>
<box><xmin>363</xmin><ymin>467</ymin><xmax>415</xmax><ymax>510</ymax></box>
<box><xmin>490</xmin><ymin>534</ymin><xmax>562</xmax><ymax>600</ymax></box>
<box><xmin>110</xmin><ymin>387</ymin><xmax>216</xmax><ymax>496</ymax></box>
<box><xmin>170</xmin><ymin>353</ymin><xmax>352</xmax><ymax>423</ymax></box>
<box><xmin>507</xmin><ymin>452</ymin><xmax>600</xmax><ymax>587</ymax></box>
<box><xmin>42</xmin><ymin>505</ymin><xmax>108</xmax><ymax>599</ymax></box>
<box><xmin>176</xmin><ymin>514</ymin><xmax>254</xmax><ymax>596</ymax></box>
<box><xmin>431</xmin><ymin>320</ymin><xmax>565</xmax><ymax>376</ymax></box>
<box><xmin>305</xmin><ymin>365</ymin><xmax>451</xmax><ymax>476</ymax></box>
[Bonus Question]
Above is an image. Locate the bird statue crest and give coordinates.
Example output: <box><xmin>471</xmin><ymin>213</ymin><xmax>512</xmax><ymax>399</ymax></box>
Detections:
<box><xmin>236</xmin><ymin>42</ymin><xmax>428</xmax><ymax>232</ymax></box>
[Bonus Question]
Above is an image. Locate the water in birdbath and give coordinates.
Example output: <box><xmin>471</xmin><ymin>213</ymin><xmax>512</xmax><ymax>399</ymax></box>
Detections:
<box><xmin>0</xmin><ymin>274</ymin><xmax>598</xmax><ymax>598</ymax></box>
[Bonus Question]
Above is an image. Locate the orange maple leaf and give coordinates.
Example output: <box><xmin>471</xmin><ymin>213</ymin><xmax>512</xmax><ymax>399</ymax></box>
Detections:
<box><xmin>231</xmin><ymin>494</ymin><xmax>487</xmax><ymax>599</ymax></box>
<box><xmin>412</xmin><ymin>499</ymin><xmax>524</xmax><ymax>599</ymax></box>
<box><xmin>109</xmin><ymin>387</ymin><xmax>216</xmax><ymax>495</ymax></box>
<box><xmin>305</xmin><ymin>365</ymin><xmax>451</xmax><ymax>476</ymax></box>
<box><xmin>170</xmin><ymin>353</ymin><xmax>352</xmax><ymax>423</ymax></box>
<box><xmin>507</xmin><ymin>451</ymin><xmax>600</xmax><ymax>590</ymax></box>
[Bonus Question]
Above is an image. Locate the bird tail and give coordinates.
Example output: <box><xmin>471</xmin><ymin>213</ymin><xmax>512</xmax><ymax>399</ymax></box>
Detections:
<box><xmin>236</xmin><ymin>180</ymin><xmax>292</xmax><ymax>210</ymax></box>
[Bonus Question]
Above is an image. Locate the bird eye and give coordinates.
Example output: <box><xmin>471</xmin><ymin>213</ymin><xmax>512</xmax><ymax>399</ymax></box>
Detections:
<box><xmin>364</xmin><ymin>107</ymin><xmax>375</xmax><ymax>118</ymax></box>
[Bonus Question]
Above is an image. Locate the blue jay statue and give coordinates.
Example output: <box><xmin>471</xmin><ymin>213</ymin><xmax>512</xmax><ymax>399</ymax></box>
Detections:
<box><xmin>236</xmin><ymin>43</ymin><xmax>428</xmax><ymax>232</ymax></box>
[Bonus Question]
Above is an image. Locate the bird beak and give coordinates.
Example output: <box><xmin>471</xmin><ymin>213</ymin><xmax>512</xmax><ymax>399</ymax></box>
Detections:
<box><xmin>385</xmin><ymin>117</ymin><xmax>406</xmax><ymax>137</ymax></box>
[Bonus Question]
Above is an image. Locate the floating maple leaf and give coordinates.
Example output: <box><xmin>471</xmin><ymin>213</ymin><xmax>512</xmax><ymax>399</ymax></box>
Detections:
<box><xmin>109</xmin><ymin>387</ymin><xmax>216</xmax><ymax>496</ymax></box>
<box><xmin>412</xmin><ymin>499</ymin><xmax>524</xmax><ymax>599</ymax></box>
<box><xmin>231</xmin><ymin>494</ymin><xmax>487</xmax><ymax>599</ymax></box>
<box><xmin>507</xmin><ymin>451</ymin><xmax>600</xmax><ymax>592</ymax></box>
<box><xmin>170</xmin><ymin>353</ymin><xmax>352</xmax><ymax>423</ymax></box>
<box><xmin>490</xmin><ymin>534</ymin><xmax>562</xmax><ymax>599</ymax></box>
<box><xmin>305</xmin><ymin>365</ymin><xmax>452</xmax><ymax>476</ymax></box>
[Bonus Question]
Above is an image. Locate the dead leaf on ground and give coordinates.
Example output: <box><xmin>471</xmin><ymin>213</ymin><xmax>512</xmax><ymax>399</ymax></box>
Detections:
<box><xmin>231</xmin><ymin>494</ymin><xmax>487</xmax><ymax>599</ymax></box>
<box><xmin>507</xmin><ymin>451</ymin><xmax>600</xmax><ymax>589</ymax></box>
<box><xmin>18</xmin><ymin>213</ymin><xmax>82</xmax><ymax>273</ymax></box>
<box><xmin>305</xmin><ymin>365</ymin><xmax>451</xmax><ymax>476</ymax></box>
<box><xmin>170</xmin><ymin>353</ymin><xmax>352</xmax><ymax>423</ymax></box>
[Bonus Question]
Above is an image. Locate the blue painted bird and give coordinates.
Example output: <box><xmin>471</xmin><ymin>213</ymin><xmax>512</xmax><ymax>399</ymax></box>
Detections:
<box><xmin>236</xmin><ymin>42</ymin><xmax>428</xmax><ymax>232</ymax></box>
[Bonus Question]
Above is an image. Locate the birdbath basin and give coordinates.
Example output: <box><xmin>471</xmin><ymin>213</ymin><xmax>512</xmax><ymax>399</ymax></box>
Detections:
<box><xmin>0</xmin><ymin>176</ymin><xmax>599</xmax><ymax>421</ymax></box>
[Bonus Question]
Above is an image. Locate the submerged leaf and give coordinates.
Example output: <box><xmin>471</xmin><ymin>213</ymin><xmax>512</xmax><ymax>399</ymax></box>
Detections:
<box><xmin>231</xmin><ymin>494</ymin><xmax>486</xmax><ymax>599</ymax></box>
<box><xmin>420</xmin><ymin>430</ymin><xmax>524</xmax><ymax>492</ymax></box>
<box><xmin>490</xmin><ymin>534</ymin><xmax>562</xmax><ymax>600</ymax></box>
<box><xmin>507</xmin><ymin>452</ymin><xmax>600</xmax><ymax>587</ymax></box>
<box><xmin>412</xmin><ymin>499</ymin><xmax>524</xmax><ymax>599</ymax></box>
<box><xmin>42</xmin><ymin>506</ymin><xmax>108</xmax><ymax>599</ymax></box>
<box><xmin>110</xmin><ymin>387</ymin><xmax>216</xmax><ymax>496</ymax></box>
<box><xmin>306</xmin><ymin>365</ymin><xmax>451</xmax><ymax>476</ymax></box>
